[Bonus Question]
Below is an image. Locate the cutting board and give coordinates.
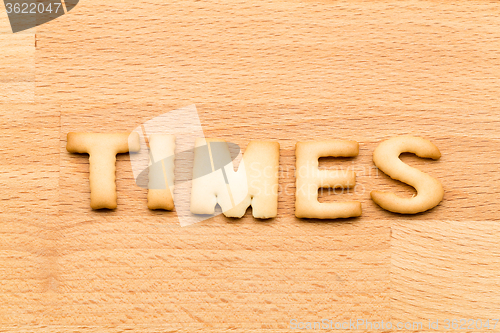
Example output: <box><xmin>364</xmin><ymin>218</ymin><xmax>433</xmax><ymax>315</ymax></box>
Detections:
<box><xmin>1</xmin><ymin>0</ymin><xmax>500</xmax><ymax>331</ymax></box>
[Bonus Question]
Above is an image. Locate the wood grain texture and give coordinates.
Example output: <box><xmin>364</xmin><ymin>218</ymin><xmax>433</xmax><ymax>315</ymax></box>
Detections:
<box><xmin>0</xmin><ymin>2</ymin><xmax>35</xmax><ymax>102</ymax></box>
<box><xmin>1</xmin><ymin>0</ymin><xmax>500</xmax><ymax>331</ymax></box>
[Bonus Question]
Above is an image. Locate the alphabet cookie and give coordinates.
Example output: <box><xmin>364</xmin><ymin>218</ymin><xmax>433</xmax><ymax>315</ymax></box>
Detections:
<box><xmin>66</xmin><ymin>132</ymin><xmax>141</xmax><ymax>209</ymax></box>
<box><xmin>295</xmin><ymin>140</ymin><xmax>362</xmax><ymax>219</ymax></box>
<box><xmin>190</xmin><ymin>139</ymin><xmax>280</xmax><ymax>218</ymax></box>
<box><xmin>371</xmin><ymin>135</ymin><xmax>444</xmax><ymax>214</ymax></box>
<box><xmin>147</xmin><ymin>134</ymin><xmax>175</xmax><ymax>210</ymax></box>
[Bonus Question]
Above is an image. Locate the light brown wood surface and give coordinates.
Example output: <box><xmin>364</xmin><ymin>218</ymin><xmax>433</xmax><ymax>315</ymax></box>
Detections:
<box><xmin>1</xmin><ymin>0</ymin><xmax>500</xmax><ymax>331</ymax></box>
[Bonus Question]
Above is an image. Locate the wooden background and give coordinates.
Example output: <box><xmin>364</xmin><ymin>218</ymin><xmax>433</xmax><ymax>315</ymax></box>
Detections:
<box><xmin>1</xmin><ymin>0</ymin><xmax>500</xmax><ymax>331</ymax></box>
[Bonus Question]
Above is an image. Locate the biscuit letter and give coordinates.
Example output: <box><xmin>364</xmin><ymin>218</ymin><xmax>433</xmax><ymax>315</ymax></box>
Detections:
<box><xmin>147</xmin><ymin>134</ymin><xmax>175</xmax><ymax>210</ymax></box>
<box><xmin>371</xmin><ymin>135</ymin><xmax>444</xmax><ymax>214</ymax></box>
<box><xmin>295</xmin><ymin>140</ymin><xmax>361</xmax><ymax>219</ymax></box>
<box><xmin>190</xmin><ymin>139</ymin><xmax>279</xmax><ymax>218</ymax></box>
<box><xmin>66</xmin><ymin>132</ymin><xmax>140</xmax><ymax>209</ymax></box>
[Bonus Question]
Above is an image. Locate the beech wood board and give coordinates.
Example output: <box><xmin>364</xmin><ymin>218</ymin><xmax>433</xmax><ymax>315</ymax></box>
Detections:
<box><xmin>1</xmin><ymin>0</ymin><xmax>500</xmax><ymax>331</ymax></box>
